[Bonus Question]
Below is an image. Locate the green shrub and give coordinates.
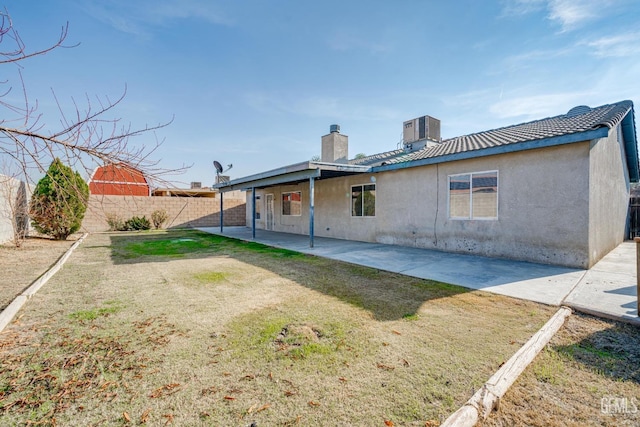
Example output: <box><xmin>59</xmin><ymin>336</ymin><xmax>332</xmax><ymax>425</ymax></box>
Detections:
<box><xmin>29</xmin><ymin>158</ymin><xmax>89</xmax><ymax>240</ymax></box>
<box><xmin>151</xmin><ymin>209</ymin><xmax>168</xmax><ymax>229</ymax></box>
<box><xmin>123</xmin><ymin>216</ymin><xmax>151</xmax><ymax>231</ymax></box>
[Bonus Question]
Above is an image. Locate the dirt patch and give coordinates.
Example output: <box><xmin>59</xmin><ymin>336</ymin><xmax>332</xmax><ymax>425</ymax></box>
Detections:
<box><xmin>0</xmin><ymin>230</ymin><xmax>559</xmax><ymax>426</ymax></box>
<box><xmin>0</xmin><ymin>237</ymin><xmax>76</xmax><ymax>311</ymax></box>
<box><xmin>482</xmin><ymin>312</ymin><xmax>640</xmax><ymax>427</ymax></box>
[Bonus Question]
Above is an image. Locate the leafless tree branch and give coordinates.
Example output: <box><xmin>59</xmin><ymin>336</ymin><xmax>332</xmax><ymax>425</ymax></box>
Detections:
<box><xmin>0</xmin><ymin>8</ymin><xmax>187</xmax><ymax>190</ymax></box>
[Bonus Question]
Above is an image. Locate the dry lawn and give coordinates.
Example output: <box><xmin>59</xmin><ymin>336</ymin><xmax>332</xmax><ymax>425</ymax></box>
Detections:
<box><xmin>482</xmin><ymin>313</ymin><xmax>640</xmax><ymax>427</ymax></box>
<box><xmin>0</xmin><ymin>237</ymin><xmax>75</xmax><ymax>311</ymax></box>
<box><xmin>0</xmin><ymin>230</ymin><xmax>559</xmax><ymax>426</ymax></box>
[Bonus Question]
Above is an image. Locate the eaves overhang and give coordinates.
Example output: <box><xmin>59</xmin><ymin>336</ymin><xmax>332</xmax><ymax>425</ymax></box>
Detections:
<box><xmin>213</xmin><ymin>161</ymin><xmax>371</xmax><ymax>192</ymax></box>
<box><xmin>371</xmin><ymin>127</ymin><xmax>610</xmax><ymax>173</ymax></box>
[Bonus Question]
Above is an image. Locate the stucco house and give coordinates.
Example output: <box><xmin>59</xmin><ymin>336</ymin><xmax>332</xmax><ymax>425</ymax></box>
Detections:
<box><xmin>214</xmin><ymin>100</ymin><xmax>639</xmax><ymax>269</ymax></box>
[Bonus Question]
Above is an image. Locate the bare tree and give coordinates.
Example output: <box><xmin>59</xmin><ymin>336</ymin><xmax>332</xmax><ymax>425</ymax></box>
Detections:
<box><xmin>0</xmin><ymin>8</ymin><xmax>184</xmax><ymax>190</ymax></box>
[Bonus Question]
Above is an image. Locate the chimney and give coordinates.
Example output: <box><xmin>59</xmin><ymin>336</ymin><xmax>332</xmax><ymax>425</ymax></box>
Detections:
<box><xmin>321</xmin><ymin>124</ymin><xmax>348</xmax><ymax>164</ymax></box>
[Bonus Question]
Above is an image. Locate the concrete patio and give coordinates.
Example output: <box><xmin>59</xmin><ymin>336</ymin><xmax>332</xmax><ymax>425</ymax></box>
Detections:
<box><xmin>199</xmin><ymin>226</ymin><xmax>638</xmax><ymax>325</ymax></box>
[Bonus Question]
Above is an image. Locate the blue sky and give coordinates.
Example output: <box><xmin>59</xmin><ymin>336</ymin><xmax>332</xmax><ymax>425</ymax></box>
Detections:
<box><xmin>6</xmin><ymin>0</ymin><xmax>640</xmax><ymax>186</ymax></box>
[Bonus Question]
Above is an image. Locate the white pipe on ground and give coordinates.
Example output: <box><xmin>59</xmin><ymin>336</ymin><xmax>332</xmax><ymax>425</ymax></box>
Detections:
<box><xmin>441</xmin><ymin>306</ymin><xmax>572</xmax><ymax>427</ymax></box>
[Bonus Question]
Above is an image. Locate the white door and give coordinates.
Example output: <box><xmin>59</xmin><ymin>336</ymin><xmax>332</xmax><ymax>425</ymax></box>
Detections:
<box><xmin>265</xmin><ymin>194</ymin><xmax>274</xmax><ymax>231</ymax></box>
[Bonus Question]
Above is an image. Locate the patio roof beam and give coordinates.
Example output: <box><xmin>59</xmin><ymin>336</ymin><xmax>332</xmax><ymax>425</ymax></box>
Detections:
<box><xmin>216</xmin><ymin>168</ymin><xmax>323</xmax><ymax>192</ymax></box>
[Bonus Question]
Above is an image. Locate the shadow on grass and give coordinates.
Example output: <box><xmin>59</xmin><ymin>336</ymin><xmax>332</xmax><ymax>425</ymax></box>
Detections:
<box><xmin>106</xmin><ymin>229</ymin><xmax>470</xmax><ymax>321</ymax></box>
<box><xmin>554</xmin><ymin>315</ymin><xmax>640</xmax><ymax>385</ymax></box>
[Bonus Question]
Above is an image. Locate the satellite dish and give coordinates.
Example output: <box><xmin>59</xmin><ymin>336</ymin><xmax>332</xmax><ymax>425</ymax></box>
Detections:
<box><xmin>213</xmin><ymin>160</ymin><xmax>223</xmax><ymax>174</ymax></box>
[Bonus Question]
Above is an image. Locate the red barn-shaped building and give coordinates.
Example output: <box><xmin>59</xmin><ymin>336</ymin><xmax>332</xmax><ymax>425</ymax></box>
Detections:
<box><xmin>89</xmin><ymin>164</ymin><xmax>150</xmax><ymax>196</ymax></box>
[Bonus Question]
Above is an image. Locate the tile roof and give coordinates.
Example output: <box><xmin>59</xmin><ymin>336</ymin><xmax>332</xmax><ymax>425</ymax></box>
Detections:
<box><xmin>349</xmin><ymin>148</ymin><xmax>405</xmax><ymax>166</ymax></box>
<box><xmin>351</xmin><ymin>100</ymin><xmax>634</xmax><ymax>167</ymax></box>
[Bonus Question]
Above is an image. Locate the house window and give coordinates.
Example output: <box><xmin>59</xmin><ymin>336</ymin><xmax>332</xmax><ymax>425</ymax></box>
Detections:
<box><xmin>449</xmin><ymin>171</ymin><xmax>498</xmax><ymax>219</ymax></box>
<box><xmin>351</xmin><ymin>184</ymin><xmax>376</xmax><ymax>217</ymax></box>
<box><xmin>282</xmin><ymin>191</ymin><xmax>302</xmax><ymax>216</ymax></box>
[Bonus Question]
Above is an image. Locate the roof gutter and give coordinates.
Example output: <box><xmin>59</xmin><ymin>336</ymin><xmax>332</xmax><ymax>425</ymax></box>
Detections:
<box><xmin>621</xmin><ymin>108</ymin><xmax>639</xmax><ymax>182</ymax></box>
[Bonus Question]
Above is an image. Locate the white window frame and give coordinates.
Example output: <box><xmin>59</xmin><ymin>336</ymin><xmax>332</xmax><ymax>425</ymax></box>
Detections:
<box><xmin>282</xmin><ymin>191</ymin><xmax>302</xmax><ymax>216</ymax></box>
<box><xmin>448</xmin><ymin>170</ymin><xmax>498</xmax><ymax>220</ymax></box>
<box><xmin>351</xmin><ymin>183</ymin><xmax>376</xmax><ymax>217</ymax></box>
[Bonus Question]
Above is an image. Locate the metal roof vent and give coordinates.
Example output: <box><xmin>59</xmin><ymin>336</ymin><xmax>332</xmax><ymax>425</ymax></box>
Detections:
<box><xmin>566</xmin><ymin>105</ymin><xmax>592</xmax><ymax>117</ymax></box>
<box><xmin>330</xmin><ymin>124</ymin><xmax>340</xmax><ymax>133</ymax></box>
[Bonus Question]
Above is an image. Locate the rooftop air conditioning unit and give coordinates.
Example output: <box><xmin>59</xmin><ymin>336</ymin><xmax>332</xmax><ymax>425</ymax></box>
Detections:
<box><xmin>190</xmin><ymin>182</ymin><xmax>202</xmax><ymax>189</ymax></box>
<box><xmin>403</xmin><ymin>115</ymin><xmax>441</xmax><ymax>144</ymax></box>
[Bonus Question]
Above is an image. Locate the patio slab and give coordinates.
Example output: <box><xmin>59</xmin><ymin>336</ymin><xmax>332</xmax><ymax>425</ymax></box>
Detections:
<box><xmin>198</xmin><ymin>227</ymin><xmax>638</xmax><ymax>324</ymax></box>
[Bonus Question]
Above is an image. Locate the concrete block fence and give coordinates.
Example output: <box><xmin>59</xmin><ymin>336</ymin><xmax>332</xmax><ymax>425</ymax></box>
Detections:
<box><xmin>82</xmin><ymin>195</ymin><xmax>246</xmax><ymax>232</ymax></box>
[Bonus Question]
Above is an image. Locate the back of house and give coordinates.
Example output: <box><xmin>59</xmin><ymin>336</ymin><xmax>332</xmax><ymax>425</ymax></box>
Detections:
<box><xmin>215</xmin><ymin>100</ymin><xmax>639</xmax><ymax>269</ymax></box>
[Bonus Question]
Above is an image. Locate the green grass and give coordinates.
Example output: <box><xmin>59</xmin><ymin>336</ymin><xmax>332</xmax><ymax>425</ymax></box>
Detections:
<box><xmin>346</xmin><ymin>264</ymin><xmax>381</xmax><ymax>278</ymax></box>
<box><xmin>226</xmin><ymin>307</ymin><xmax>356</xmax><ymax>364</ymax></box>
<box><xmin>560</xmin><ymin>342</ymin><xmax>624</xmax><ymax>360</ymax></box>
<box><xmin>68</xmin><ymin>300</ymin><xmax>123</xmax><ymax>321</ymax></box>
<box><xmin>0</xmin><ymin>231</ymin><xmax>565</xmax><ymax>426</ymax></box>
<box><xmin>117</xmin><ymin>235</ymin><xmax>218</xmax><ymax>258</ymax></box>
<box><xmin>193</xmin><ymin>271</ymin><xmax>228</xmax><ymax>283</ymax></box>
<box><xmin>402</xmin><ymin>313</ymin><xmax>420</xmax><ymax>321</ymax></box>
<box><xmin>410</xmin><ymin>280</ymin><xmax>467</xmax><ymax>296</ymax></box>
<box><xmin>238</xmin><ymin>241</ymin><xmax>305</xmax><ymax>259</ymax></box>
<box><xmin>111</xmin><ymin>230</ymin><xmax>308</xmax><ymax>260</ymax></box>
<box><xmin>533</xmin><ymin>348</ymin><xmax>566</xmax><ymax>385</ymax></box>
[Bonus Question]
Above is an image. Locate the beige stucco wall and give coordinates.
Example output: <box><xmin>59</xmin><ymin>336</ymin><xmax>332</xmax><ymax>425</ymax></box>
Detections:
<box><xmin>431</xmin><ymin>143</ymin><xmax>591</xmax><ymax>267</ymax></box>
<box><xmin>0</xmin><ymin>175</ymin><xmax>29</xmax><ymax>244</ymax></box>
<box><xmin>245</xmin><ymin>139</ymin><xmax>633</xmax><ymax>268</ymax></box>
<box><xmin>588</xmin><ymin>125</ymin><xmax>631</xmax><ymax>267</ymax></box>
<box><xmin>83</xmin><ymin>195</ymin><xmax>246</xmax><ymax>232</ymax></box>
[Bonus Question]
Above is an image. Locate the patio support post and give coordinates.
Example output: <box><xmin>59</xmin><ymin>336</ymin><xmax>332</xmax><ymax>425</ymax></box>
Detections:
<box><xmin>220</xmin><ymin>191</ymin><xmax>224</xmax><ymax>233</ymax></box>
<box><xmin>309</xmin><ymin>177</ymin><xmax>315</xmax><ymax>248</ymax></box>
<box><xmin>252</xmin><ymin>187</ymin><xmax>256</xmax><ymax>239</ymax></box>
<box><xmin>633</xmin><ymin>237</ymin><xmax>640</xmax><ymax>316</ymax></box>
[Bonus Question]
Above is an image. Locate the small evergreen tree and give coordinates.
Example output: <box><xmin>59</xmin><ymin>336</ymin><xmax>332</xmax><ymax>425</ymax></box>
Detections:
<box><xmin>30</xmin><ymin>158</ymin><xmax>89</xmax><ymax>240</ymax></box>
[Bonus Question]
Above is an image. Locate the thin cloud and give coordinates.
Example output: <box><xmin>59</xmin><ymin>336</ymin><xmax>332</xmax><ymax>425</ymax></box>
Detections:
<box><xmin>501</xmin><ymin>0</ymin><xmax>619</xmax><ymax>32</ymax></box>
<box><xmin>500</xmin><ymin>0</ymin><xmax>546</xmax><ymax>17</ymax></box>
<box><xmin>149</xmin><ymin>1</ymin><xmax>233</xmax><ymax>26</ymax></box>
<box><xmin>244</xmin><ymin>92</ymin><xmax>400</xmax><ymax>122</ymax></box>
<box><xmin>81</xmin><ymin>3</ymin><xmax>147</xmax><ymax>36</ymax></box>
<box><xmin>502</xmin><ymin>47</ymin><xmax>573</xmax><ymax>71</ymax></box>
<box><xmin>80</xmin><ymin>0</ymin><xmax>233</xmax><ymax>37</ymax></box>
<box><xmin>547</xmin><ymin>0</ymin><xmax>600</xmax><ymax>31</ymax></box>
<box><xmin>583</xmin><ymin>32</ymin><xmax>640</xmax><ymax>57</ymax></box>
<box><xmin>327</xmin><ymin>30</ymin><xmax>391</xmax><ymax>54</ymax></box>
<box><xmin>489</xmin><ymin>92</ymin><xmax>592</xmax><ymax>120</ymax></box>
